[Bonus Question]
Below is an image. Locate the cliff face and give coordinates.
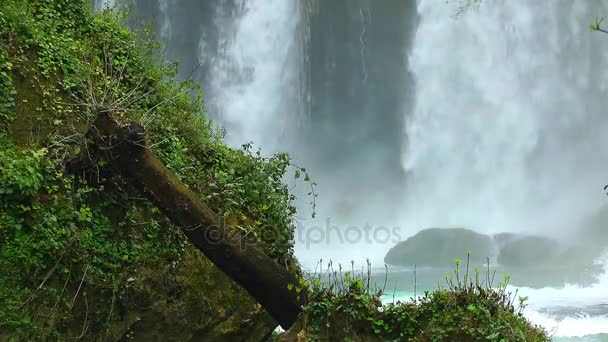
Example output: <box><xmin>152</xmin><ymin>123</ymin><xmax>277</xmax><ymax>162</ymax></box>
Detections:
<box><xmin>0</xmin><ymin>1</ymin><xmax>300</xmax><ymax>340</ymax></box>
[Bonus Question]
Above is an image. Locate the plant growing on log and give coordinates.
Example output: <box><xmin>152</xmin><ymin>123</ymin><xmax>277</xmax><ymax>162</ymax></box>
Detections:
<box><xmin>65</xmin><ymin>110</ymin><xmax>307</xmax><ymax>328</ymax></box>
<box><xmin>590</xmin><ymin>17</ymin><xmax>607</xmax><ymax>33</ymax></box>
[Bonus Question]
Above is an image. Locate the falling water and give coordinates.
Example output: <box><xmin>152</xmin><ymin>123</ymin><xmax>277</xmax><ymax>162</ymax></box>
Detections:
<box><xmin>403</xmin><ymin>0</ymin><xmax>608</xmax><ymax>238</ymax></box>
<box><xmin>127</xmin><ymin>0</ymin><xmax>301</xmax><ymax>152</ymax></box>
<box><xmin>293</xmin><ymin>0</ymin><xmax>417</xmax><ymax>267</ymax></box>
<box><xmin>200</xmin><ymin>0</ymin><xmax>301</xmax><ymax>150</ymax></box>
<box><xmin>400</xmin><ymin>0</ymin><xmax>608</xmax><ymax>338</ymax></box>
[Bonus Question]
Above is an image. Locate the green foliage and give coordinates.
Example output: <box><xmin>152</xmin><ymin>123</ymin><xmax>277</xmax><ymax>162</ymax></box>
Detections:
<box><xmin>0</xmin><ymin>134</ymin><xmax>188</xmax><ymax>337</ymax></box>
<box><xmin>0</xmin><ymin>0</ymin><xmax>305</xmax><ymax>339</ymax></box>
<box><xmin>0</xmin><ymin>48</ymin><xmax>15</xmax><ymax>125</ymax></box>
<box><xmin>299</xmin><ymin>257</ymin><xmax>549</xmax><ymax>342</ymax></box>
<box><xmin>590</xmin><ymin>17</ymin><xmax>605</xmax><ymax>32</ymax></box>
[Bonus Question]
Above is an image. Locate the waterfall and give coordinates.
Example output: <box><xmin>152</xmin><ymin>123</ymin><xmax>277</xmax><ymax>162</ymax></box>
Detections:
<box><xmin>404</xmin><ymin>4</ymin><xmax>608</xmax><ymax>336</ymax></box>
<box><xmin>403</xmin><ymin>0</ymin><xmax>608</xmax><ymax>239</ymax></box>
<box><xmin>125</xmin><ymin>0</ymin><xmax>418</xmax><ymax>267</ymax></box>
<box><xmin>201</xmin><ymin>0</ymin><xmax>301</xmax><ymax>150</ymax></box>
<box><xmin>130</xmin><ymin>0</ymin><xmax>300</xmax><ymax>152</ymax></box>
<box><xmin>293</xmin><ymin>0</ymin><xmax>418</xmax><ymax>267</ymax></box>
<box><xmin>158</xmin><ymin>0</ymin><xmax>172</xmax><ymax>41</ymax></box>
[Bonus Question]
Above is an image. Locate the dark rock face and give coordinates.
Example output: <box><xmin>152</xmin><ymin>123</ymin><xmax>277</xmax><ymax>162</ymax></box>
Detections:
<box><xmin>300</xmin><ymin>0</ymin><xmax>418</xmax><ymax>201</ymax></box>
<box><xmin>384</xmin><ymin>228</ymin><xmax>492</xmax><ymax>267</ymax></box>
<box><xmin>495</xmin><ymin>234</ymin><xmax>560</xmax><ymax>267</ymax></box>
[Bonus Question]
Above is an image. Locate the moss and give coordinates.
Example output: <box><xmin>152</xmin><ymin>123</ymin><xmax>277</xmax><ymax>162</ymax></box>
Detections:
<box><xmin>280</xmin><ymin>262</ymin><xmax>550</xmax><ymax>342</ymax></box>
<box><xmin>9</xmin><ymin>55</ymin><xmax>49</xmax><ymax>145</ymax></box>
<box><xmin>0</xmin><ymin>0</ymin><xmax>301</xmax><ymax>339</ymax></box>
<box><xmin>101</xmin><ymin>248</ymin><xmax>276</xmax><ymax>341</ymax></box>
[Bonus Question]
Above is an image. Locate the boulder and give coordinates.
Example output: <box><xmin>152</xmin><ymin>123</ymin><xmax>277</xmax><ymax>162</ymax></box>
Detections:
<box><xmin>384</xmin><ymin>228</ymin><xmax>492</xmax><ymax>268</ymax></box>
<box><xmin>495</xmin><ymin>234</ymin><xmax>560</xmax><ymax>267</ymax></box>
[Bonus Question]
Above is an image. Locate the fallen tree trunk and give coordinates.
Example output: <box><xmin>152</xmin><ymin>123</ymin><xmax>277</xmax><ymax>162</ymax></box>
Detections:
<box><xmin>68</xmin><ymin>111</ymin><xmax>305</xmax><ymax>329</ymax></box>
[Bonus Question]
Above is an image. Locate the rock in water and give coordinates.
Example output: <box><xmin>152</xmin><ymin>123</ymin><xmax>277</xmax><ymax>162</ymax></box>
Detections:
<box><xmin>495</xmin><ymin>234</ymin><xmax>560</xmax><ymax>267</ymax></box>
<box><xmin>384</xmin><ymin>228</ymin><xmax>492</xmax><ymax>267</ymax></box>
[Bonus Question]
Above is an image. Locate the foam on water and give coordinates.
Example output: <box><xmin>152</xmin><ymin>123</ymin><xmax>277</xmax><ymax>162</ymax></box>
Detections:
<box><xmin>526</xmin><ymin>311</ymin><xmax>608</xmax><ymax>339</ymax></box>
<box><xmin>514</xmin><ymin>252</ymin><xmax>608</xmax><ymax>338</ymax></box>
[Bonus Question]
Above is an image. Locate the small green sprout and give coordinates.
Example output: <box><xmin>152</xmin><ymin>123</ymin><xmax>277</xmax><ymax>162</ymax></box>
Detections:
<box><xmin>590</xmin><ymin>17</ymin><xmax>606</xmax><ymax>32</ymax></box>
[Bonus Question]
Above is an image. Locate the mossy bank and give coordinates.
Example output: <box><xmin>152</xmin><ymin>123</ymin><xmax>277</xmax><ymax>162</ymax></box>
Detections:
<box><xmin>0</xmin><ymin>1</ymin><xmax>303</xmax><ymax>340</ymax></box>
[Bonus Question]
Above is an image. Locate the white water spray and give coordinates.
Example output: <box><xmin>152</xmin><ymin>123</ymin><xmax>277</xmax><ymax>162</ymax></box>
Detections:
<box><xmin>402</xmin><ymin>1</ymin><xmax>608</xmax><ymax>338</ymax></box>
<box><xmin>202</xmin><ymin>0</ymin><xmax>300</xmax><ymax>152</ymax></box>
<box><xmin>158</xmin><ymin>0</ymin><xmax>172</xmax><ymax>41</ymax></box>
<box><xmin>403</xmin><ymin>0</ymin><xmax>608</xmax><ymax>238</ymax></box>
<box><xmin>509</xmin><ymin>250</ymin><xmax>608</xmax><ymax>338</ymax></box>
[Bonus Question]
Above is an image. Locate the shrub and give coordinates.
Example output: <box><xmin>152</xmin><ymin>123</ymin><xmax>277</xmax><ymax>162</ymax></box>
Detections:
<box><xmin>296</xmin><ymin>256</ymin><xmax>549</xmax><ymax>341</ymax></box>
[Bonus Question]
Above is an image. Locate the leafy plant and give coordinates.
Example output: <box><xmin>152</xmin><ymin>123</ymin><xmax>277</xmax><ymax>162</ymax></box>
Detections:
<box><xmin>0</xmin><ymin>0</ymin><xmax>309</xmax><ymax>338</ymax></box>
<box><xmin>296</xmin><ymin>256</ymin><xmax>549</xmax><ymax>341</ymax></box>
<box><xmin>590</xmin><ymin>17</ymin><xmax>607</xmax><ymax>33</ymax></box>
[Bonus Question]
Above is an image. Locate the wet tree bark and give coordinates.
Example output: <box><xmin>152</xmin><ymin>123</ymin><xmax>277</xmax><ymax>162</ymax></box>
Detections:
<box><xmin>68</xmin><ymin>112</ymin><xmax>305</xmax><ymax>329</ymax></box>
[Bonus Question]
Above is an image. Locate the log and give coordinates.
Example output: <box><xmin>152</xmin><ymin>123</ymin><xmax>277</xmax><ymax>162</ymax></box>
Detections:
<box><xmin>69</xmin><ymin>111</ymin><xmax>305</xmax><ymax>329</ymax></box>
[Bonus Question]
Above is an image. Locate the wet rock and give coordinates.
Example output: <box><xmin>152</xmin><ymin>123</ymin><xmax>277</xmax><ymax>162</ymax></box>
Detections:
<box><xmin>384</xmin><ymin>228</ymin><xmax>492</xmax><ymax>267</ymax></box>
<box><xmin>495</xmin><ymin>234</ymin><xmax>560</xmax><ymax>267</ymax></box>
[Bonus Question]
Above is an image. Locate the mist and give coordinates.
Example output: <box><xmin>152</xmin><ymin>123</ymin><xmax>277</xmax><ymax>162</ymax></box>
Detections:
<box><xmin>402</xmin><ymin>0</ymin><xmax>608</xmax><ymax>243</ymax></box>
